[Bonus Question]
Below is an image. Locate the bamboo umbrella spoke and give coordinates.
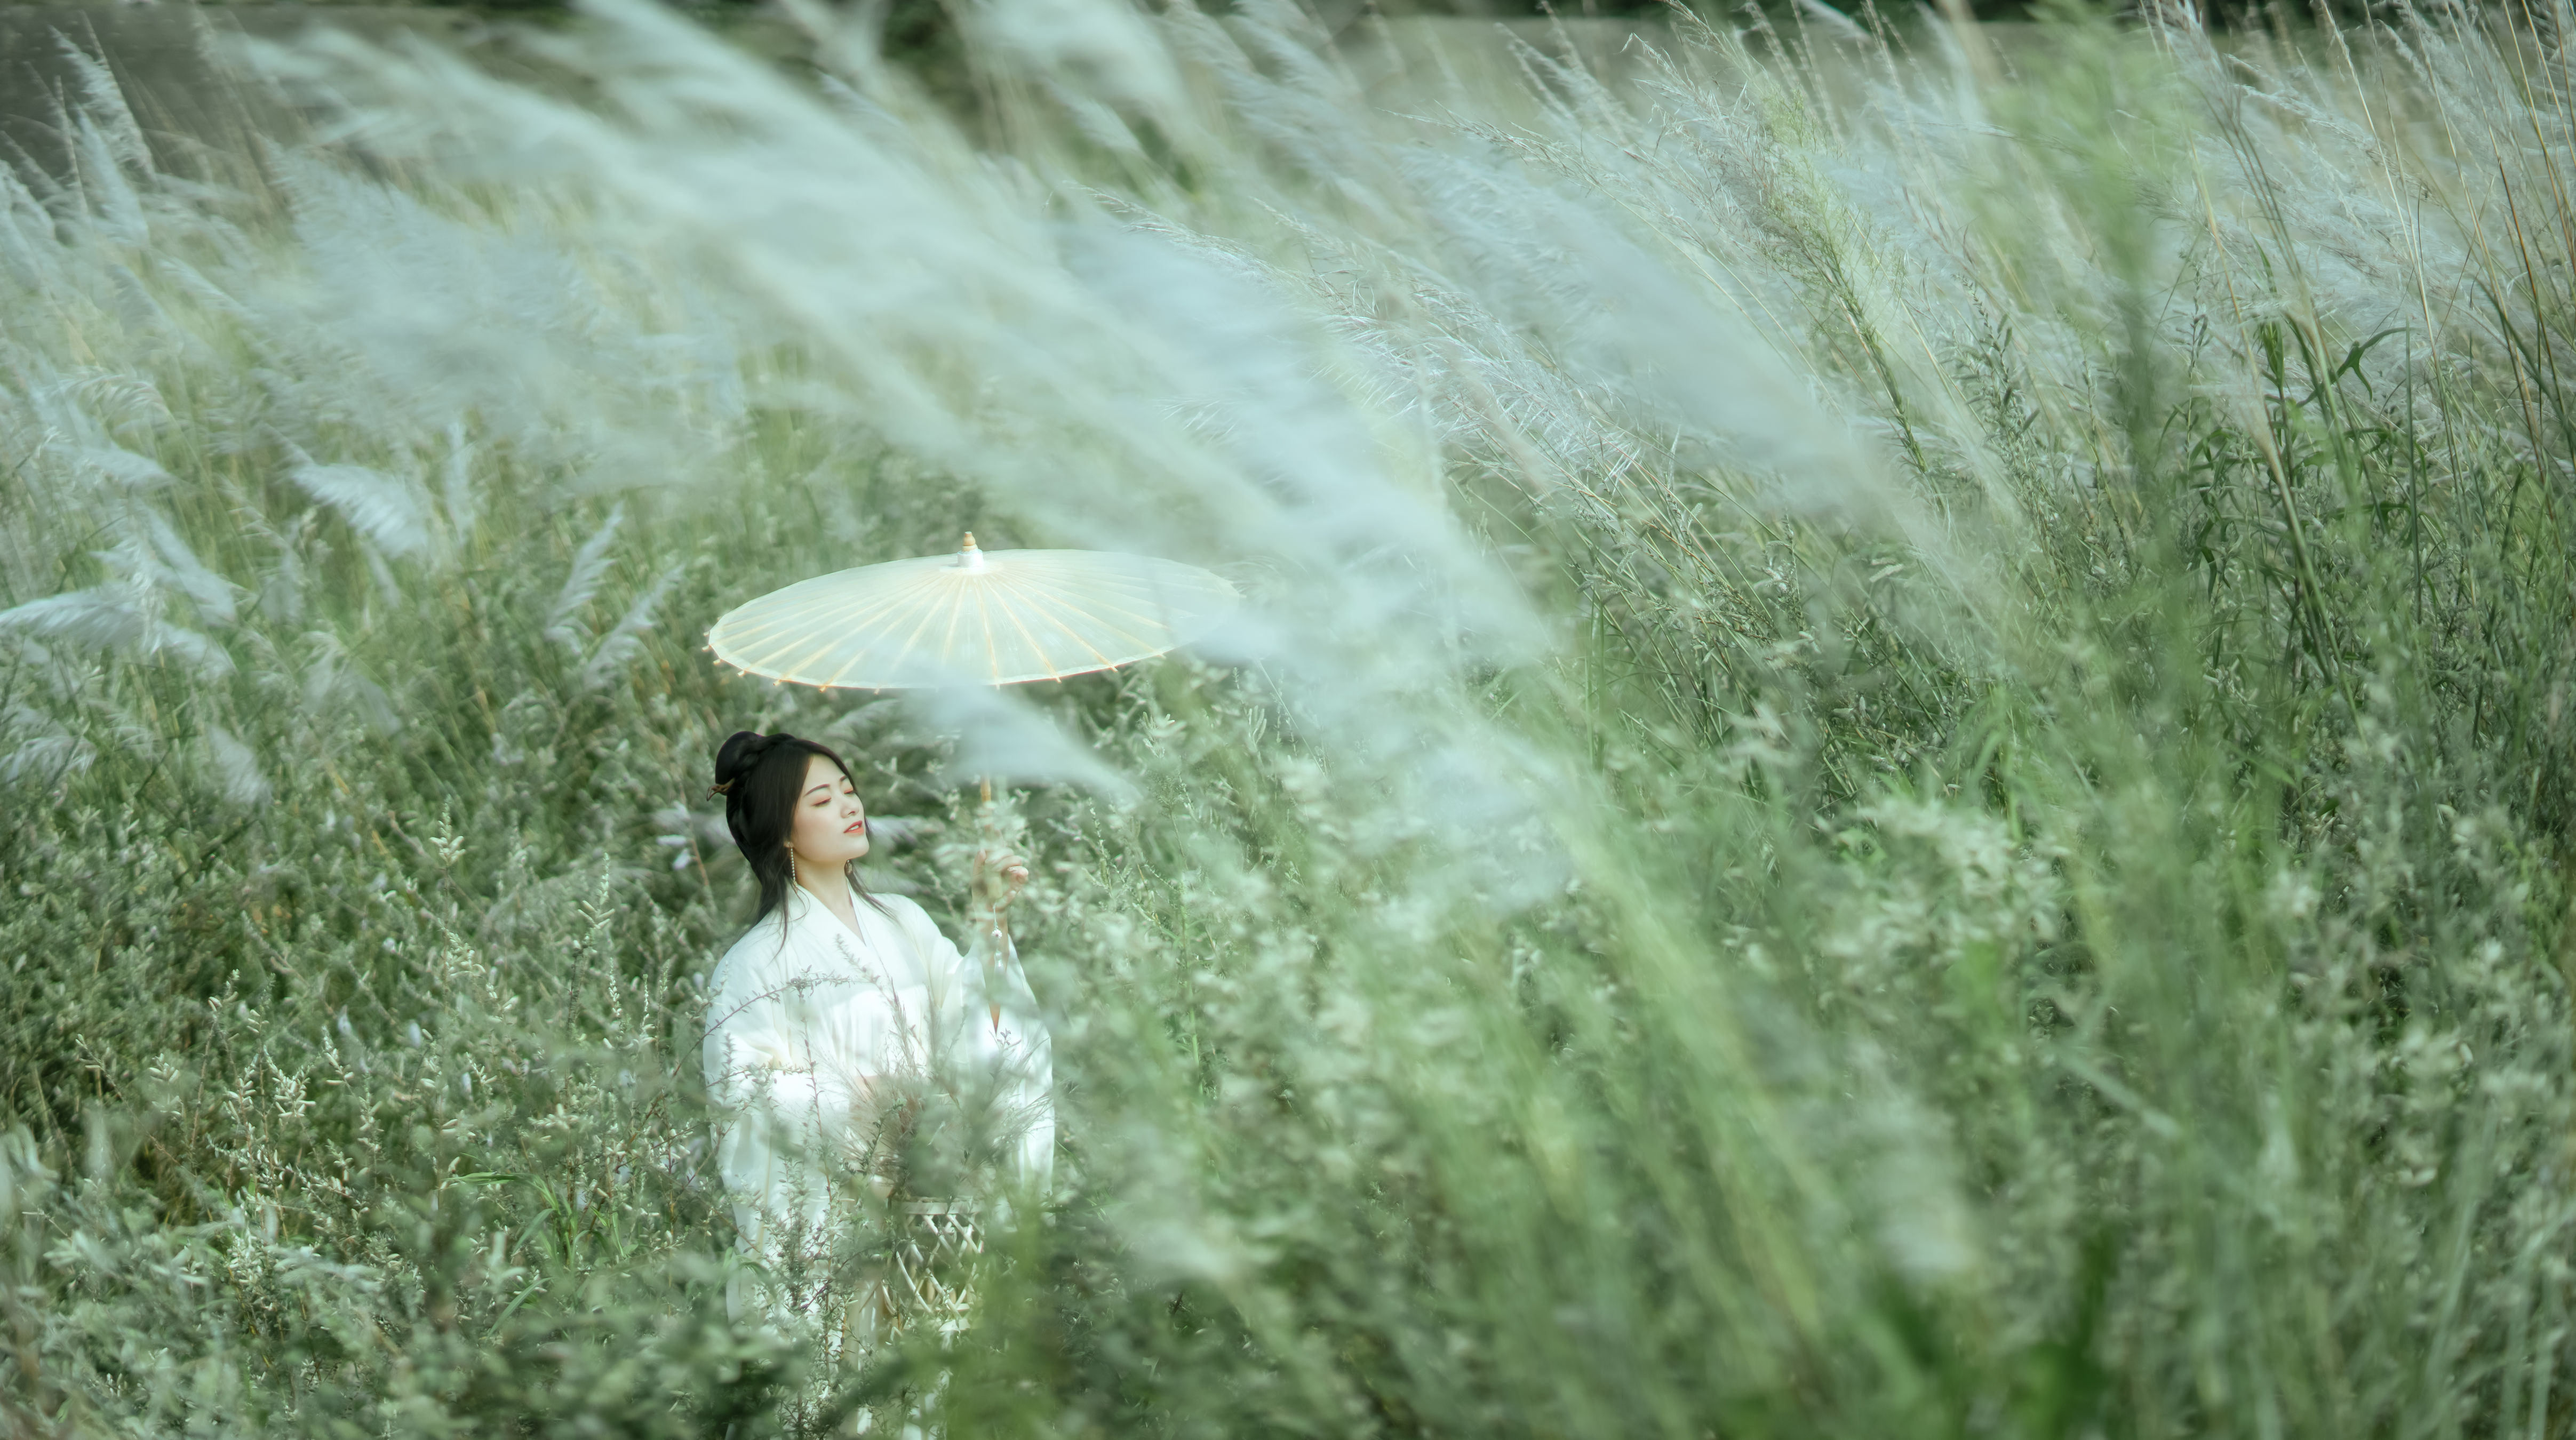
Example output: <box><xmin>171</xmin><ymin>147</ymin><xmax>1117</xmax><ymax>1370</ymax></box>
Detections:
<box><xmin>990</xmin><ymin>568</ymin><xmax>1159</xmax><ymax>653</ymax></box>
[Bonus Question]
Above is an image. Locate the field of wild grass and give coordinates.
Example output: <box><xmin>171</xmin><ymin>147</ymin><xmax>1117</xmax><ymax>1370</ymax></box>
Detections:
<box><xmin>4</xmin><ymin>0</ymin><xmax>2574</xmax><ymax>1433</ymax></box>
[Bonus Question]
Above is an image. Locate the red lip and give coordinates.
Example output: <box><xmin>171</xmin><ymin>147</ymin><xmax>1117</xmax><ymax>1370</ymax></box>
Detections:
<box><xmin>844</xmin><ymin>822</ymin><xmax>864</xmax><ymax>834</ymax></box>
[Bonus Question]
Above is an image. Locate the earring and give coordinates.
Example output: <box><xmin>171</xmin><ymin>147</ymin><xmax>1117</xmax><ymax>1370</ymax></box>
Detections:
<box><xmin>789</xmin><ymin>850</ymin><xmax>801</xmax><ymax>886</ymax></box>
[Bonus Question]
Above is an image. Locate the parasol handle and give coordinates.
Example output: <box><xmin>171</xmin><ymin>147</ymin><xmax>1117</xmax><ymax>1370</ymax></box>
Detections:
<box><xmin>979</xmin><ymin>773</ymin><xmax>1006</xmax><ymax>1030</ymax></box>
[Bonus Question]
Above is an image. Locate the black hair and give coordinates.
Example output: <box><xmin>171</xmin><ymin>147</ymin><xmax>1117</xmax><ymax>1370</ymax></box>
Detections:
<box><xmin>711</xmin><ymin>730</ymin><xmax>890</xmax><ymax>927</ymax></box>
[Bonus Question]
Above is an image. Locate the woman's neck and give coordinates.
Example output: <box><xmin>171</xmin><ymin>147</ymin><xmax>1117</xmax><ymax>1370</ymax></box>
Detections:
<box><xmin>795</xmin><ymin>864</ymin><xmax>859</xmax><ymax>926</ymax></box>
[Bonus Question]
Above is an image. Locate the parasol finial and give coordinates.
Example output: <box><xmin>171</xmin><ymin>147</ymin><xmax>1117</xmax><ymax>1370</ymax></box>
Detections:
<box><xmin>957</xmin><ymin>532</ymin><xmax>987</xmax><ymax>573</ymax></box>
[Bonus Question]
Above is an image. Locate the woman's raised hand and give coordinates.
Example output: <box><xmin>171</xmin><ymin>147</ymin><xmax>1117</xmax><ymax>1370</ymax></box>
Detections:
<box><xmin>971</xmin><ymin>848</ymin><xmax>1031</xmax><ymax>915</ymax></box>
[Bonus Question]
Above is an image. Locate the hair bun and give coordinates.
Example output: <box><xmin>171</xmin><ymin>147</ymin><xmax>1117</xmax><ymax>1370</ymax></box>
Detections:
<box><xmin>713</xmin><ymin>730</ymin><xmax>781</xmax><ymax>788</ymax></box>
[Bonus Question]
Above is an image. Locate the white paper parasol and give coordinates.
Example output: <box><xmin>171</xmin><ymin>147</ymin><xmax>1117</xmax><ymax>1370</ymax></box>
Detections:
<box><xmin>707</xmin><ymin>533</ymin><xmax>1238</xmax><ymax>691</ymax></box>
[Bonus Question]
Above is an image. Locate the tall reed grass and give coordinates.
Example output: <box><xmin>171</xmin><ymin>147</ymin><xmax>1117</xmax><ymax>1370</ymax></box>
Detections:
<box><xmin>3</xmin><ymin>0</ymin><xmax>2572</xmax><ymax>1433</ymax></box>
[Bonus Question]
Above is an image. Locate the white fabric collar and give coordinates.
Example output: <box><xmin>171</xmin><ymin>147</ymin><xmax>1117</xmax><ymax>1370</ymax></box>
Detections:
<box><xmin>781</xmin><ymin>882</ymin><xmax>869</xmax><ymax>944</ymax></box>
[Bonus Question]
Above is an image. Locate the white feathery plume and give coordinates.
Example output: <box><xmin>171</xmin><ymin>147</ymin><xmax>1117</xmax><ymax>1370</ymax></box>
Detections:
<box><xmin>1794</xmin><ymin>0</ymin><xmax>1871</xmax><ymax>45</ymax></box>
<box><xmin>576</xmin><ymin>562</ymin><xmax>679</xmax><ymax>691</ymax></box>
<box><xmin>292</xmin><ymin>461</ymin><xmax>435</xmax><ymax>562</ymax></box>
<box><xmin>907</xmin><ymin>683</ymin><xmax>1141</xmax><ymax>802</ymax></box>
<box><xmin>440</xmin><ymin>421</ymin><xmax>481</xmax><ymax>549</ymax></box>
<box><xmin>81</xmin><ymin>444</ymin><xmax>172</xmax><ymax>492</ymax></box>
<box><xmin>0</xmin><ymin>532</ymin><xmax>235</xmax><ymax>679</ymax></box>
<box><xmin>546</xmin><ymin>504</ymin><xmax>625</xmax><ymax>650</ymax></box>
<box><xmin>136</xmin><ymin>507</ymin><xmax>238</xmax><ymax>625</ymax></box>
<box><xmin>300</xmin><ymin>628</ymin><xmax>402</xmax><ymax>735</ymax></box>
<box><xmin>201</xmin><ymin>723</ymin><xmax>272</xmax><ymax>806</ymax></box>
<box><xmin>0</xmin><ymin>704</ymin><xmax>93</xmax><ymax>785</ymax></box>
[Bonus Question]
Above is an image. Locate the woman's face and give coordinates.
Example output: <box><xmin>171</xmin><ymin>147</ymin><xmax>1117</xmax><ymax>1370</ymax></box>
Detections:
<box><xmin>785</xmin><ymin>753</ymin><xmax>870</xmax><ymax>872</ymax></box>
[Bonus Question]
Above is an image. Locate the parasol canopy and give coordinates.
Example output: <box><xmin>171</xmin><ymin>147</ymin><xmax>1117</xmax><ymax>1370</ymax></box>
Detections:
<box><xmin>707</xmin><ymin>533</ymin><xmax>1238</xmax><ymax>691</ymax></box>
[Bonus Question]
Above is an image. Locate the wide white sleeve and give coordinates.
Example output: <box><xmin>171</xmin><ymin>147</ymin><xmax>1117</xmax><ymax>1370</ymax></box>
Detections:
<box><xmin>891</xmin><ymin>897</ymin><xmax>1055</xmax><ymax>1194</ymax></box>
<box><xmin>700</xmin><ymin>933</ymin><xmax>876</xmax><ymax>1252</ymax></box>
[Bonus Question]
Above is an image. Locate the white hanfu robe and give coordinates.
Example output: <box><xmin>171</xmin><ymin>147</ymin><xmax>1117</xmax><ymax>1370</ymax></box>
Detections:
<box><xmin>700</xmin><ymin>881</ymin><xmax>1052</xmax><ymax>1299</ymax></box>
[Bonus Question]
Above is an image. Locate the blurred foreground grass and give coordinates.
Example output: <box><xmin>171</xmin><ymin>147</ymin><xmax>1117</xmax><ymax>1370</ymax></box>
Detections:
<box><xmin>3</xmin><ymin>1</ymin><xmax>2574</xmax><ymax>1435</ymax></box>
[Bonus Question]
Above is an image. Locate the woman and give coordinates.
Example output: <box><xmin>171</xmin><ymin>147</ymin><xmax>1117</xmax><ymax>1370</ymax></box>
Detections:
<box><xmin>698</xmin><ymin>729</ymin><xmax>1051</xmax><ymax>1329</ymax></box>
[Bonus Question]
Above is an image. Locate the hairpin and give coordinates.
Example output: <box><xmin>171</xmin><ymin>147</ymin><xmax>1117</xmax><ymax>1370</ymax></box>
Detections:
<box><xmin>707</xmin><ymin>779</ymin><xmax>737</xmax><ymax>798</ymax></box>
